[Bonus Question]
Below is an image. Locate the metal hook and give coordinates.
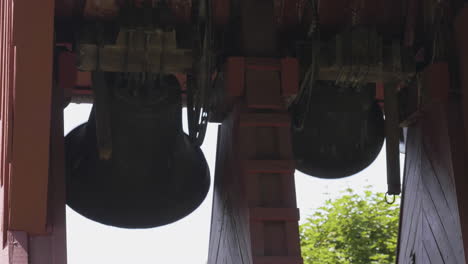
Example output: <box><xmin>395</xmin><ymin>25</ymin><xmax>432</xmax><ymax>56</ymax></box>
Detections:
<box><xmin>385</xmin><ymin>192</ymin><xmax>397</xmax><ymax>204</ymax></box>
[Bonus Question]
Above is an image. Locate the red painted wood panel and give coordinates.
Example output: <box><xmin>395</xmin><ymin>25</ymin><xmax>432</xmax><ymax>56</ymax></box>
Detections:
<box><xmin>0</xmin><ymin>0</ymin><xmax>14</xmax><ymax>247</ymax></box>
<box><xmin>0</xmin><ymin>0</ymin><xmax>67</xmax><ymax>263</ymax></box>
<box><xmin>7</xmin><ymin>0</ymin><xmax>55</xmax><ymax>234</ymax></box>
<box><xmin>28</xmin><ymin>77</ymin><xmax>68</xmax><ymax>264</ymax></box>
<box><xmin>0</xmin><ymin>51</ymin><xmax>68</xmax><ymax>264</ymax></box>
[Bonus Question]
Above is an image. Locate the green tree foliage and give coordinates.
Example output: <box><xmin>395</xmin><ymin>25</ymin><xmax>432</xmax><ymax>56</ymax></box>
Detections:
<box><xmin>300</xmin><ymin>188</ymin><xmax>400</xmax><ymax>264</ymax></box>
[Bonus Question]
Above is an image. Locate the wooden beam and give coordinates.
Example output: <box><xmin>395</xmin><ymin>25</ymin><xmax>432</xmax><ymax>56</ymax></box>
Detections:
<box><xmin>8</xmin><ymin>0</ymin><xmax>55</xmax><ymax>234</ymax></box>
<box><xmin>453</xmin><ymin>5</ymin><xmax>468</xmax><ymax>263</ymax></box>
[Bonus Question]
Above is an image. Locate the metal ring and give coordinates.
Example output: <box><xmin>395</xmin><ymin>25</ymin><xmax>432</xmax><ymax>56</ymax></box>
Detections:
<box><xmin>385</xmin><ymin>192</ymin><xmax>397</xmax><ymax>204</ymax></box>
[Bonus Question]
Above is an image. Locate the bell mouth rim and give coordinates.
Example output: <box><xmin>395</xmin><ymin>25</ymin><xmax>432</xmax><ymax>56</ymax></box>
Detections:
<box><xmin>65</xmin><ymin>122</ymin><xmax>211</xmax><ymax>229</ymax></box>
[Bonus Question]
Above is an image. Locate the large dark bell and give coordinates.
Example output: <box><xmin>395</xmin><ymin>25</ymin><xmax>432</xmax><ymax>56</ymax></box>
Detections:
<box><xmin>65</xmin><ymin>75</ymin><xmax>210</xmax><ymax>228</ymax></box>
<box><xmin>293</xmin><ymin>91</ymin><xmax>385</xmax><ymax>179</ymax></box>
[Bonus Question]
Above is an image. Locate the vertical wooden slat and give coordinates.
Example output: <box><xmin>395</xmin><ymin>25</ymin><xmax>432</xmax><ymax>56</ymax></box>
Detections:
<box><xmin>0</xmin><ymin>0</ymin><xmax>67</xmax><ymax>262</ymax></box>
<box><xmin>0</xmin><ymin>0</ymin><xmax>14</xmax><ymax>248</ymax></box>
<box><xmin>28</xmin><ymin>51</ymin><xmax>68</xmax><ymax>264</ymax></box>
<box><xmin>8</xmin><ymin>0</ymin><xmax>55</xmax><ymax>234</ymax></box>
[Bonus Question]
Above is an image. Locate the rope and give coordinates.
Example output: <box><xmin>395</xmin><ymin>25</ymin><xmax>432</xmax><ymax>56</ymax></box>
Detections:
<box><xmin>290</xmin><ymin>0</ymin><xmax>320</xmax><ymax>131</ymax></box>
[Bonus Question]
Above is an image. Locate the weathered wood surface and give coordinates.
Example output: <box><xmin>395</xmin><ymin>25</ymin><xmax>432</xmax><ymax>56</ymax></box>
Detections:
<box><xmin>209</xmin><ymin>0</ymin><xmax>301</xmax><ymax>261</ymax></box>
<box><xmin>397</xmin><ymin>63</ymin><xmax>466</xmax><ymax>263</ymax></box>
<box><xmin>397</xmin><ymin>5</ymin><xmax>468</xmax><ymax>262</ymax></box>
<box><xmin>208</xmin><ymin>103</ymin><xmax>302</xmax><ymax>264</ymax></box>
<box><xmin>208</xmin><ymin>53</ymin><xmax>301</xmax><ymax>264</ymax></box>
<box><xmin>208</xmin><ymin>108</ymin><xmax>252</xmax><ymax>263</ymax></box>
<box><xmin>398</xmin><ymin>108</ymin><xmax>465</xmax><ymax>264</ymax></box>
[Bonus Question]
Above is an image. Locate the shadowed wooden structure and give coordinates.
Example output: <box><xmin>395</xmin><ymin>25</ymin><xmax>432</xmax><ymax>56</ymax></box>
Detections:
<box><xmin>208</xmin><ymin>58</ymin><xmax>302</xmax><ymax>263</ymax></box>
<box><xmin>1</xmin><ymin>0</ymin><xmax>468</xmax><ymax>263</ymax></box>
<box><xmin>396</xmin><ymin>4</ymin><xmax>468</xmax><ymax>264</ymax></box>
<box><xmin>397</xmin><ymin>63</ymin><xmax>466</xmax><ymax>263</ymax></box>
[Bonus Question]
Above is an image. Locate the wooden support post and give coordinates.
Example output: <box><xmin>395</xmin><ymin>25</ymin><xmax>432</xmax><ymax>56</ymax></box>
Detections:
<box><xmin>7</xmin><ymin>0</ymin><xmax>55</xmax><ymax>235</ymax></box>
<box><xmin>397</xmin><ymin>63</ymin><xmax>467</xmax><ymax>263</ymax></box>
<box><xmin>0</xmin><ymin>63</ymin><xmax>68</xmax><ymax>264</ymax></box>
<box><xmin>209</xmin><ymin>2</ymin><xmax>301</xmax><ymax>261</ymax></box>
<box><xmin>0</xmin><ymin>0</ymin><xmax>68</xmax><ymax>263</ymax></box>
<box><xmin>27</xmin><ymin>54</ymin><xmax>68</xmax><ymax>264</ymax></box>
<box><xmin>454</xmin><ymin>5</ymin><xmax>468</xmax><ymax>264</ymax></box>
<box><xmin>208</xmin><ymin>58</ymin><xmax>302</xmax><ymax>264</ymax></box>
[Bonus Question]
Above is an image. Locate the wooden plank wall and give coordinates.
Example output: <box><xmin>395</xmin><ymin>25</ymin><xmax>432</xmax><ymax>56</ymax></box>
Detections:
<box><xmin>208</xmin><ymin>107</ymin><xmax>252</xmax><ymax>263</ymax></box>
<box><xmin>397</xmin><ymin>63</ymin><xmax>466</xmax><ymax>263</ymax></box>
<box><xmin>398</xmin><ymin>107</ymin><xmax>465</xmax><ymax>263</ymax></box>
<box><xmin>397</xmin><ymin>4</ymin><xmax>468</xmax><ymax>263</ymax></box>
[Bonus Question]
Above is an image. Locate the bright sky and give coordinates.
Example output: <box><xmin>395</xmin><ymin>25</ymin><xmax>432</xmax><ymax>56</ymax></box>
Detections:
<box><xmin>64</xmin><ymin>103</ymin><xmax>403</xmax><ymax>264</ymax></box>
